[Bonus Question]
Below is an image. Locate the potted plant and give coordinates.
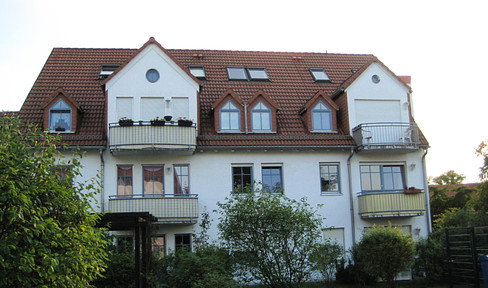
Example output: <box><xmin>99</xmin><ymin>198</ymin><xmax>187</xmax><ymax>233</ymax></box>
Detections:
<box><xmin>404</xmin><ymin>187</ymin><xmax>422</xmax><ymax>194</ymax></box>
<box><xmin>118</xmin><ymin>117</ymin><xmax>133</xmax><ymax>127</ymax></box>
<box><xmin>164</xmin><ymin>115</ymin><xmax>172</xmax><ymax>121</ymax></box>
<box><xmin>55</xmin><ymin>125</ymin><xmax>66</xmax><ymax>132</ymax></box>
<box><xmin>177</xmin><ymin>117</ymin><xmax>193</xmax><ymax>127</ymax></box>
<box><xmin>150</xmin><ymin>117</ymin><xmax>165</xmax><ymax>126</ymax></box>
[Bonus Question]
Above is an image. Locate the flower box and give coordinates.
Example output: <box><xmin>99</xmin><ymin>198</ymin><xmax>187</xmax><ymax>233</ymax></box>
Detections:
<box><xmin>404</xmin><ymin>188</ymin><xmax>422</xmax><ymax>194</ymax></box>
<box><xmin>178</xmin><ymin>120</ymin><xmax>193</xmax><ymax>127</ymax></box>
<box><xmin>150</xmin><ymin>120</ymin><xmax>165</xmax><ymax>126</ymax></box>
<box><xmin>118</xmin><ymin>120</ymin><xmax>133</xmax><ymax>127</ymax></box>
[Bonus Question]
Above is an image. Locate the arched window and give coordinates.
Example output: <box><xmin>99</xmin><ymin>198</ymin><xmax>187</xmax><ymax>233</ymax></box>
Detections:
<box><xmin>220</xmin><ymin>101</ymin><xmax>240</xmax><ymax>130</ymax></box>
<box><xmin>49</xmin><ymin>99</ymin><xmax>72</xmax><ymax>131</ymax></box>
<box><xmin>312</xmin><ymin>101</ymin><xmax>332</xmax><ymax>131</ymax></box>
<box><xmin>251</xmin><ymin>101</ymin><xmax>271</xmax><ymax>131</ymax></box>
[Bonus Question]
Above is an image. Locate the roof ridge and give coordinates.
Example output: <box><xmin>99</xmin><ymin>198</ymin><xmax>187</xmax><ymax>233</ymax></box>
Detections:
<box><xmin>168</xmin><ymin>48</ymin><xmax>375</xmax><ymax>56</ymax></box>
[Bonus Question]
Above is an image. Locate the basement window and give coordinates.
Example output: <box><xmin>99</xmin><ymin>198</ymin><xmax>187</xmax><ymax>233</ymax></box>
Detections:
<box><xmin>310</xmin><ymin>68</ymin><xmax>331</xmax><ymax>82</ymax></box>
<box><xmin>189</xmin><ymin>65</ymin><xmax>206</xmax><ymax>79</ymax></box>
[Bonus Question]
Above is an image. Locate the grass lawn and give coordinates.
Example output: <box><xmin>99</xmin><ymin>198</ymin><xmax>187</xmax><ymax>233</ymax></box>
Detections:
<box><xmin>297</xmin><ymin>280</ymin><xmax>449</xmax><ymax>288</ymax></box>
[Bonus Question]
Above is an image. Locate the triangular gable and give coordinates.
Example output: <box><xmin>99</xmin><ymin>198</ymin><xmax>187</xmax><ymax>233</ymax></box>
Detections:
<box><xmin>333</xmin><ymin>57</ymin><xmax>412</xmax><ymax>98</ymax></box>
<box><xmin>301</xmin><ymin>90</ymin><xmax>339</xmax><ymax>113</ymax></box>
<box><xmin>248</xmin><ymin>90</ymin><xmax>280</xmax><ymax>110</ymax></box>
<box><xmin>102</xmin><ymin>37</ymin><xmax>201</xmax><ymax>86</ymax></box>
<box><xmin>212</xmin><ymin>89</ymin><xmax>243</xmax><ymax>109</ymax></box>
<box><xmin>42</xmin><ymin>87</ymin><xmax>81</xmax><ymax>111</ymax></box>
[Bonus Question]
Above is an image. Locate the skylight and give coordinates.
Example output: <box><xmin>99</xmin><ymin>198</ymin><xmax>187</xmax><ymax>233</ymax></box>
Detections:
<box><xmin>189</xmin><ymin>66</ymin><xmax>206</xmax><ymax>79</ymax></box>
<box><xmin>310</xmin><ymin>68</ymin><xmax>331</xmax><ymax>82</ymax></box>
<box><xmin>227</xmin><ymin>67</ymin><xmax>247</xmax><ymax>80</ymax></box>
<box><xmin>227</xmin><ymin>66</ymin><xmax>269</xmax><ymax>81</ymax></box>
<box><xmin>247</xmin><ymin>67</ymin><xmax>269</xmax><ymax>80</ymax></box>
<box><xmin>99</xmin><ymin>64</ymin><xmax>120</xmax><ymax>79</ymax></box>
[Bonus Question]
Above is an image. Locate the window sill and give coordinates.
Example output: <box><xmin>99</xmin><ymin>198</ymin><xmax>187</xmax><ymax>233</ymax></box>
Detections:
<box><xmin>45</xmin><ymin>130</ymin><xmax>74</xmax><ymax>134</ymax></box>
<box><xmin>218</xmin><ymin>130</ymin><xmax>244</xmax><ymax>134</ymax></box>
<box><xmin>321</xmin><ymin>192</ymin><xmax>342</xmax><ymax>196</ymax></box>
<box><xmin>311</xmin><ymin>130</ymin><xmax>337</xmax><ymax>134</ymax></box>
<box><xmin>248</xmin><ymin>131</ymin><xmax>276</xmax><ymax>134</ymax></box>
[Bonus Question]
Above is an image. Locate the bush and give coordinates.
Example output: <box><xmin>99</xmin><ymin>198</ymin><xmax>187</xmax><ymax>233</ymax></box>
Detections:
<box><xmin>354</xmin><ymin>225</ymin><xmax>415</xmax><ymax>288</ymax></box>
<box><xmin>414</xmin><ymin>230</ymin><xmax>447</xmax><ymax>283</ymax></box>
<box><xmin>160</xmin><ymin>245</ymin><xmax>238</xmax><ymax>288</ymax></box>
<box><xmin>334</xmin><ymin>247</ymin><xmax>376</xmax><ymax>287</ymax></box>
<box><xmin>310</xmin><ymin>241</ymin><xmax>343</xmax><ymax>288</ymax></box>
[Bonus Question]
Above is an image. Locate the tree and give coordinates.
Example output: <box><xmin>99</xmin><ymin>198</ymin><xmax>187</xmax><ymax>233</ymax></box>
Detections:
<box><xmin>217</xmin><ymin>186</ymin><xmax>323</xmax><ymax>288</ymax></box>
<box><xmin>311</xmin><ymin>240</ymin><xmax>343</xmax><ymax>288</ymax></box>
<box><xmin>354</xmin><ymin>225</ymin><xmax>415</xmax><ymax>288</ymax></box>
<box><xmin>432</xmin><ymin>170</ymin><xmax>466</xmax><ymax>185</ymax></box>
<box><xmin>0</xmin><ymin>117</ymin><xmax>108</xmax><ymax>287</ymax></box>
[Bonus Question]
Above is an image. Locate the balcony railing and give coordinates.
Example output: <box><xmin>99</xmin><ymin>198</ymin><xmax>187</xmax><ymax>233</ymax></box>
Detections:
<box><xmin>358</xmin><ymin>190</ymin><xmax>425</xmax><ymax>218</ymax></box>
<box><xmin>108</xmin><ymin>194</ymin><xmax>198</xmax><ymax>224</ymax></box>
<box><xmin>109</xmin><ymin>121</ymin><xmax>197</xmax><ymax>154</ymax></box>
<box><xmin>352</xmin><ymin>122</ymin><xmax>420</xmax><ymax>152</ymax></box>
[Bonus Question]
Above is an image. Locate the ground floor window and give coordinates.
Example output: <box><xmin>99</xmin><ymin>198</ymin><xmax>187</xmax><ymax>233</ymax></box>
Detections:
<box><xmin>152</xmin><ymin>235</ymin><xmax>165</xmax><ymax>258</ymax></box>
<box><xmin>262</xmin><ymin>166</ymin><xmax>283</xmax><ymax>193</ymax></box>
<box><xmin>175</xmin><ymin>234</ymin><xmax>191</xmax><ymax>252</ymax></box>
<box><xmin>232</xmin><ymin>166</ymin><xmax>253</xmax><ymax>193</ymax></box>
<box><xmin>320</xmin><ymin>164</ymin><xmax>340</xmax><ymax>195</ymax></box>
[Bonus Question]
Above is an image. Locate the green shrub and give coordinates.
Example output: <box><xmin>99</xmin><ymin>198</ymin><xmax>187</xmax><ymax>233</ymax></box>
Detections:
<box><xmin>311</xmin><ymin>241</ymin><xmax>343</xmax><ymax>288</ymax></box>
<box><xmin>414</xmin><ymin>230</ymin><xmax>446</xmax><ymax>282</ymax></box>
<box><xmin>355</xmin><ymin>225</ymin><xmax>415</xmax><ymax>288</ymax></box>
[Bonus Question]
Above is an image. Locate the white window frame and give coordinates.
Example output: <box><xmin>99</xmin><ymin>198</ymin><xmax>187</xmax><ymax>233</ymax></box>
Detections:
<box><xmin>220</xmin><ymin>100</ymin><xmax>241</xmax><ymax>131</ymax></box>
<box><xmin>312</xmin><ymin>101</ymin><xmax>332</xmax><ymax>131</ymax></box>
<box><xmin>251</xmin><ymin>101</ymin><xmax>272</xmax><ymax>131</ymax></box>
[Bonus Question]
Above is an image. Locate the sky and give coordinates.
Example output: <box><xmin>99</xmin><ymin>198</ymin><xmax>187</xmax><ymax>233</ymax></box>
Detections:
<box><xmin>1</xmin><ymin>0</ymin><xmax>487</xmax><ymax>183</ymax></box>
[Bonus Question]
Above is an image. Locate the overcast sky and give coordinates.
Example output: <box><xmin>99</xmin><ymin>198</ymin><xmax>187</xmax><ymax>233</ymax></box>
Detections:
<box><xmin>1</xmin><ymin>0</ymin><xmax>487</xmax><ymax>183</ymax></box>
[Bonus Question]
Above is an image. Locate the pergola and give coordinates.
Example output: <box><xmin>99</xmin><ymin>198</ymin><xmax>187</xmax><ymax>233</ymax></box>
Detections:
<box><xmin>97</xmin><ymin>212</ymin><xmax>158</xmax><ymax>288</ymax></box>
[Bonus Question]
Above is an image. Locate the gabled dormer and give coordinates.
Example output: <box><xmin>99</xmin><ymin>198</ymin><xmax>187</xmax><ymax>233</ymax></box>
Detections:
<box><xmin>42</xmin><ymin>88</ymin><xmax>81</xmax><ymax>133</ymax></box>
<box><xmin>247</xmin><ymin>90</ymin><xmax>280</xmax><ymax>133</ymax></box>
<box><xmin>212</xmin><ymin>89</ymin><xmax>244</xmax><ymax>133</ymax></box>
<box><xmin>300</xmin><ymin>91</ymin><xmax>339</xmax><ymax>133</ymax></box>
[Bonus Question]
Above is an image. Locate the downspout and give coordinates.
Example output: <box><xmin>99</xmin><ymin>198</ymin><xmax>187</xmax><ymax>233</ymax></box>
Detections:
<box><xmin>244</xmin><ymin>102</ymin><xmax>249</xmax><ymax>134</ymax></box>
<box><xmin>421</xmin><ymin>149</ymin><xmax>432</xmax><ymax>233</ymax></box>
<box><xmin>99</xmin><ymin>148</ymin><xmax>105</xmax><ymax>213</ymax></box>
<box><xmin>347</xmin><ymin>148</ymin><xmax>357</xmax><ymax>244</ymax></box>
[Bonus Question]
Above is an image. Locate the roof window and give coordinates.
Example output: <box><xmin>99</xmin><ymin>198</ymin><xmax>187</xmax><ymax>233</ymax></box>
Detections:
<box><xmin>227</xmin><ymin>66</ymin><xmax>269</xmax><ymax>81</ymax></box>
<box><xmin>100</xmin><ymin>64</ymin><xmax>120</xmax><ymax>79</ymax></box>
<box><xmin>189</xmin><ymin>65</ymin><xmax>206</xmax><ymax>79</ymax></box>
<box><xmin>310</xmin><ymin>68</ymin><xmax>331</xmax><ymax>82</ymax></box>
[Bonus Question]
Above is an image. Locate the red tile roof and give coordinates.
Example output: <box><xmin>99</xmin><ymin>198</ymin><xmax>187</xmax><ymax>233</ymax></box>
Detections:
<box><xmin>19</xmin><ymin>41</ymin><xmax>428</xmax><ymax>148</ymax></box>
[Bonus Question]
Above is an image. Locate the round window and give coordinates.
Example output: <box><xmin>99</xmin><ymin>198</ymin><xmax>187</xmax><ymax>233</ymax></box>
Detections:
<box><xmin>371</xmin><ymin>74</ymin><xmax>381</xmax><ymax>84</ymax></box>
<box><xmin>146</xmin><ymin>69</ymin><xmax>160</xmax><ymax>83</ymax></box>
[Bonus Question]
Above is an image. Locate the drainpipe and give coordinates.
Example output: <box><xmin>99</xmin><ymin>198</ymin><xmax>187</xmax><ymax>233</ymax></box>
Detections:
<box><xmin>99</xmin><ymin>148</ymin><xmax>105</xmax><ymax>213</ymax></box>
<box><xmin>421</xmin><ymin>149</ymin><xmax>432</xmax><ymax>233</ymax></box>
<box><xmin>347</xmin><ymin>148</ymin><xmax>357</xmax><ymax>244</ymax></box>
<box><xmin>244</xmin><ymin>102</ymin><xmax>249</xmax><ymax>134</ymax></box>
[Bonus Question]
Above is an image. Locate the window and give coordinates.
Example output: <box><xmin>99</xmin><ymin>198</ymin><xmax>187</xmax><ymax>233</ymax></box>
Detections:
<box><xmin>220</xmin><ymin>101</ymin><xmax>240</xmax><ymax>131</ymax></box>
<box><xmin>49</xmin><ymin>99</ymin><xmax>72</xmax><ymax>131</ymax></box>
<box><xmin>53</xmin><ymin>165</ymin><xmax>72</xmax><ymax>185</ymax></box>
<box><xmin>117</xmin><ymin>165</ymin><xmax>133</xmax><ymax>196</ymax></box>
<box><xmin>152</xmin><ymin>235</ymin><xmax>165</xmax><ymax>258</ymax></box>
<box><xmin>174</xmin><ymin>165</ymin><xmax>190</xmax><ymax>195</ymax></box>
<box><xmin>175</xmin><ymin>234</ymin><xmax>191</xmax><ymax>251</ymax></box>
<box><xmin>312</xmin><ymin>101</ymin><xmax>332</xmax><ymax>131</ymax></box>
<box><xmin>247</xmin><ymin>67</ymin><xmax>269</xmax><ymax>80</ymax></box>
<box><xmin>262</xmin><ymin>166</ymin><xmax>282</xmax><ymax>193</ymax></box>
<box><xmin>227</xmin><ymin>67</ymin><xmax>247</xmax><ymax>80</ymax></box>
<box><xmin>189</xmin><ymin>66</ymin><xmax>206</xmax><ymax>79</ymax></box>
<box><xmin>143</xmin><ymin>166</ymin><xmax>164</xmax><ymax>196</ymax></box>
<box><xmin>360</xmin><ymin>165</ymin><xmax>404</xmax><ymax>193</ymax></box>
<box><xmin>323</xmin><ymin>228</ymin><xmax>345</xmax><ymax>248</ymax></box>
<box><xmin>232</xmin><ymin>166</ymin><xmax>253</xmax><ymax>193</ymax></box>
<box><xmin>320</xmin><ymin>164</ymin><xmax>340</xmax><ymax>195</ymax></box>
<box><xmin>310</xmin><ymin>68</ymin><xmax>330</xmax><ymax>82</ymax></box>
<box><xmin>116</xmin><ymin>97</ymin><xmax>133</xmax><ymax>120</ymax></box>
<box><xmin>141</xmin><ymin>97</ymin><xmax>165</xmax><ymax>120</ymax></box>
<box><xmin>146</xmin><ymin>69</ymin><xmax>160</xmax><ymax>83</ymax></box>
<box><xmin>99</xmin><ymin>64</ymin><xmax>120</xmax><ymax>79</ymax></box>
<box><xmin>227</xmin><ymin>66</ymin><xmax>269</xmax><ymax>81</ymax></box>
<box><xmin>251</xmin><ymin>101</ymin><xmax>271</xmax><ymax>131</ymax></box>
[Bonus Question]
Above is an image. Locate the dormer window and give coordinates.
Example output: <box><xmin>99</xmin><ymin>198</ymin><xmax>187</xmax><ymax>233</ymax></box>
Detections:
<box><xmin>310</xmin><ymin>68</ymin><xmax>331</xmax><ymax>82</ymax></box>
<box><xmin>49</xmin><ymin>99</ymin><xmax>72</xmax><ymax>131</ymax></box>
<box><xmin>312</xmin><ymin>101</ymin><xmax>332</xmax><ymax>131</ymax></box>
<box><xmin>251</xmin><ymin>101</ymin><xmax>271</xmax><ymax>131</ymax></box>
<box><xmin>189</xmin><ymin>66</ymin><xmax>206</xmax><ymax>79</ymax></box>
<box><xmin>220</xmin><ymin>100</ymin><xmax>241</xmax><ymax>130</ymax></box>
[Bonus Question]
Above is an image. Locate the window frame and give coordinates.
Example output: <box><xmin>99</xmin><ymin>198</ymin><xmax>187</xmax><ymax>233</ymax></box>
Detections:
<box><xmin>227</xmin><ymin>66</ymin><xmax>248</xmax><ymax>80</ymax></box>
<box><xmin>189</xmin><ymin>65</ymin><xmax>206</xmax><ymax>79</ymax></box>
<box><xmin>262</xmin><ymin>166</ymin><xmax>283</xmax><ymax>194</ymax></box>
<box><xmin>143</xmin><ymin>165</ymin><xmax>164</xmax><ymax>196</ymax></box>
<box><xmin>174</xmin><ymin>164</ymin><xmax>190</xmax><ymax>195</ymax></box>
<box><xmin>49</xmin><ymin>99</ymin><xmax>72</xmax><ymax>132</ymax></box>
<box><xmin>251</xmin><ymin>101</ymin><xmax>272</xmax><ymax>131</ymax></box>
<box><xmin>320</xmin><ymin>163</ymin><xmax>341</xmax><ymax>195</ymax></box>
<box><xmin>232</xmin><ymin>166</ymin><xmax>253</xmax><ymax>193</ymax></box>
<box><xmin>310</xmin><ymin>68</ymin><xmax>331</xmax><ymax>82</ymax></box>
<box><xmin>175</xmin><ymin>234</ymin><xmax>192</xmax><ymax>252</ymax></box>
<box><xmin>220</xmin><ymin>100</ymin><xmax>241</xmax><ymax>131</ymax></box>
<box><xmin>312</xmin><ymin>101</ymin><xmax>333</xmax><ymax>132</ymax></box>
<box><xmin>247</xmin><ymin>67</ymin><xmax>269</xmax><ymax>81</ymax></box>
<box><xmin>117</xmin><ymin>165</ymin><xmax>133</xmax><ymax>197</ymax></box>
<box><xmin>360</xmin><ymin>164</ymin><xmax>405</xmax><ymax>194</ymax></box>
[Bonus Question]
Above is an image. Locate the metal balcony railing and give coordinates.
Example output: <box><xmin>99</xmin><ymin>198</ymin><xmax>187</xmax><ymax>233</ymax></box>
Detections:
<box><xmin>108</xmin><ymin>121</ymin><xmax>197</xmax><ymax>154</ymax></box>
<box><xmin>108</xmin><ymin>194</ymin><xmax>198</xmax><ymax>224</ymax></box>
<box><xmin>352</xmin><ymin>122</ymin><xmax>420</xmax><ymax>152</ymax></box>
<box><xmin>358</xmin><ymin>190</ymin><xmax>425</xmax><ymax>218</ymax></box>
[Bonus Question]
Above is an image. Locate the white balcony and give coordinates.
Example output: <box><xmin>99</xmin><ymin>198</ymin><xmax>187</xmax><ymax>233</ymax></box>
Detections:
<box><xmin>108</xmin><ymin>121</ymin><xmax>197</xmax><ymax>155</ymax></box>
<box><xmin>108</xmin><ymin>194</ymin><xmax>198</xmax><ymax>224</ymax></box>
<box><xmin>352</xmin><ymin>122</ymin><xmax>420</xmax><ymax>153</ymax></box>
